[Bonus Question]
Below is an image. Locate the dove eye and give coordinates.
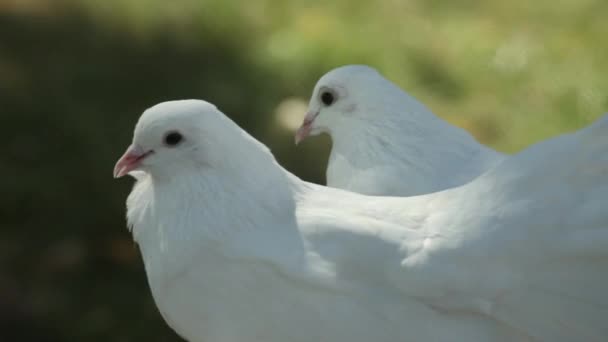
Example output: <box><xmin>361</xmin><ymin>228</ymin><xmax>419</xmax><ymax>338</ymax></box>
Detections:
<box><xmin>320</xmin><ymin>90</ymin><xmax>336</xmax><ymax>106</ymax></box>
<box><xmin>164</xmin><ymin>131</ymin><xmax>184</xmax><ymax>147</ymax></box>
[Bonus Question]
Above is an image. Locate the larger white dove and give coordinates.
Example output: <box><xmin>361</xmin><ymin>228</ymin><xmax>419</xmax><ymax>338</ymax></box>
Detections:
<box><xmin>296</xmin><ymin>65</ymin><xmax>505</xmax><ymax>196</ymax></box>
<box><xmin>114</xmin><ymin>100</ymin><xmax>608</xmax><ymax>342</ymax></box>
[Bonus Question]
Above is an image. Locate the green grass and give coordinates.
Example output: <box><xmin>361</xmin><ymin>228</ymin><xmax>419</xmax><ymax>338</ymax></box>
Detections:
<box><xmin>76</xmin><ymin>0</ymin><xmax>608</xmax><ymax>152</ymax></box>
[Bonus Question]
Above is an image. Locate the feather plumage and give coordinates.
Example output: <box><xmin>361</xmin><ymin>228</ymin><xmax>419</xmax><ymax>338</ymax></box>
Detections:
<box><xmin>117</xmin><ymin>100</ymin><xmax>608</xmax><ymax>342</ymax></box>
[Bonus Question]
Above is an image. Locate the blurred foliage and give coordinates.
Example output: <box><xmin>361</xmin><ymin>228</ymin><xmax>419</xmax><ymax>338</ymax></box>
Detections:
<box><xmin>1</xmin><ymin>0</ymin><xmax>606</xmax><ymax>341</ymax></box>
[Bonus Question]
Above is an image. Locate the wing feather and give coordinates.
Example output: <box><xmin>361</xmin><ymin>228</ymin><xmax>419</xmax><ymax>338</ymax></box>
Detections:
<box><xmin>393</xmin><ymin>114</ymin><xmax>608</xmax><ymax>341</ymax></box>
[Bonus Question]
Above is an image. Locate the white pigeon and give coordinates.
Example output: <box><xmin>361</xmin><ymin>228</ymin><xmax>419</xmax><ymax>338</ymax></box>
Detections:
<box><xmin>296</xmin><ymin>65</ymin><xmax>505</xmax><ymax>196</ymax></box>
<box><xmin>114</xmin><ymin>100</ymin><xmax>608</xmax><ymax>342</ymax></box>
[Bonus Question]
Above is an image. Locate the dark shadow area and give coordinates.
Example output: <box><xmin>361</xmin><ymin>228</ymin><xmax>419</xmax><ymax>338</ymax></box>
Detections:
<box><xmin>0</xmin><ymin>4</ymin><xmax>327</xmax><ymax>341</ymax></box>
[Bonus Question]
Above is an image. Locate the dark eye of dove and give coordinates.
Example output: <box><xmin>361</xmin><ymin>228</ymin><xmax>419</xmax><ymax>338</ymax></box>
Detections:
<box><xmin>164</xmin><ymin>131</ymin><xmax>184</xmax><ymax>147</ymax></box>
<box><xmin>320</xmin><ymin>90</ymin><xmax>336</xmax><ymax>106</ymax></box>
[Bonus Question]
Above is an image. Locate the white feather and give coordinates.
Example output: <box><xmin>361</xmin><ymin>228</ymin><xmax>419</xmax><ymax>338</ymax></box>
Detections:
<box><xmin>120</xmin><ymin>100</ymin><xmax>608</xmax><ymax>342</ymax></box>
<box><xmin>303</xmin><ymin>65</ymin><xmax>504</xmax><ymax>196</ymax></box>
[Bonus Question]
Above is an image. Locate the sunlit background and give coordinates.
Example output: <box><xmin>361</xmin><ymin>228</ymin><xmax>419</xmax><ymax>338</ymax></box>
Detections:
<box><xmin>2</xmin><ymin>0</ymin><xmax>607</xmax><ymax>340</ymax></box>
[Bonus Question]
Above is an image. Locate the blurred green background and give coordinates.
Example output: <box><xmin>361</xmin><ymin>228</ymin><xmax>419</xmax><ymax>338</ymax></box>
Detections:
<box><xmin>1</xmin><ymin>0</ymin><xmax>607</xmax><ymax>340</ymax></box>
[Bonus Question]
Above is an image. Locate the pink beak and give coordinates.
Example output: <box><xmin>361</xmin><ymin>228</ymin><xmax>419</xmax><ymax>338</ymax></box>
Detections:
<box><xmin>113</xmin><ymin>144</ymin><xmax>152</xmax><ymax>178</ymax></box>
<box><xmin>295</xmin><ymin>111</ymin><xmax>318</xmax><ymax>145</ymax></box>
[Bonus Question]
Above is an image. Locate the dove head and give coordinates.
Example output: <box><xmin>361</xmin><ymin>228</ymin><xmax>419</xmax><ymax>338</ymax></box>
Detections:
<box><xmin>295</xmin><ymin>64</ymin><xmax>431</xmax><ymax>146</ymax></box>
<box><xmin>295</xmin><ymin>65</ymin><xmax>393</xmax><ymax>144</ymax></box>
<box><xmin>114</xmin><ymin>99</ymin><xmax>274</xmax><ymax>180</ymax></box>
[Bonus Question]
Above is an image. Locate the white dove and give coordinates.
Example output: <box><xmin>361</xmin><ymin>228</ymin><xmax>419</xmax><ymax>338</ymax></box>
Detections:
<box><xmin>114</xmin><ymin>100</ymin><xmax>608</xmax><ymax>342</ymax></box>
<box><xmin>296</xmin><ymin>65</ymin><xmax>505</xmax><ymax>196</ymax></box>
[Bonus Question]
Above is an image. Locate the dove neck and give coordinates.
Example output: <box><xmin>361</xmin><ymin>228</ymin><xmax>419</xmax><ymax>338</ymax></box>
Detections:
<box><xmin>332</xmin><ymin>111</ymin><xmax>465</xmax><ymax>151</ymax></box>
<box><xmin>327</xmin><ymin>99</ymin><xmax>493</xmax><ymax>195</ymax></box>
<box><xmin>129</xmin><ymin>144</ymin><xmax>301</xmax><ymax>241</ymax></box>
<box><xmin>128</xmin><ymin>148</ymin><xmax>307</xmax><ymax>283</ymax></box>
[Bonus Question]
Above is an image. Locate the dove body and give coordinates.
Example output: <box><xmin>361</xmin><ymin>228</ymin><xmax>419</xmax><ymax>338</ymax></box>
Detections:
<box><xmin>117</xmin><ymin>100</ymin><xmax>608</xmax><ymax>342</ymax></box>
<box><xmin>127</xmin><ymin>160</ymin><xmax>517</xmax><ymax>342</ymax></box>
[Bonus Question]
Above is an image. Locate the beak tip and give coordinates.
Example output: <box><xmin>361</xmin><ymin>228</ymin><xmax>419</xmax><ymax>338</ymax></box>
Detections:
<box><xmin>294</xmin><ymin>125</ymin><xmax>310</xmax><ymax>146</ymax></box>
<box><xmin>113</xmin><ymin>167</ymin><xmax>125</xmax><ymax>179</ymax></box>
<box><xmin>113</xmin><ymin>144</ymin><xmax>147</xmax><ymax>179</ymax></box>
<box><xmin>295</xmin><ymin>111</ymin><xmax>318</xmax><ymax>146</ymax></box>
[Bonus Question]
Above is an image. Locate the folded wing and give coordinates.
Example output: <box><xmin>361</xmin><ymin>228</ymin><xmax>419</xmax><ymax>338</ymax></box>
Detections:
<box><xmin>392</xmin><ymin>114</ymin><xmax>608</xmax><ymax>341</ymax></box>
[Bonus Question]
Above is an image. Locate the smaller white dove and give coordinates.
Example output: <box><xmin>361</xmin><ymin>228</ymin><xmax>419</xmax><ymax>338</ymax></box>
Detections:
<box><xmin>296</xmin><ymin>65</ymin><xmax>505</xmax><ymax>196</ymax></box>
